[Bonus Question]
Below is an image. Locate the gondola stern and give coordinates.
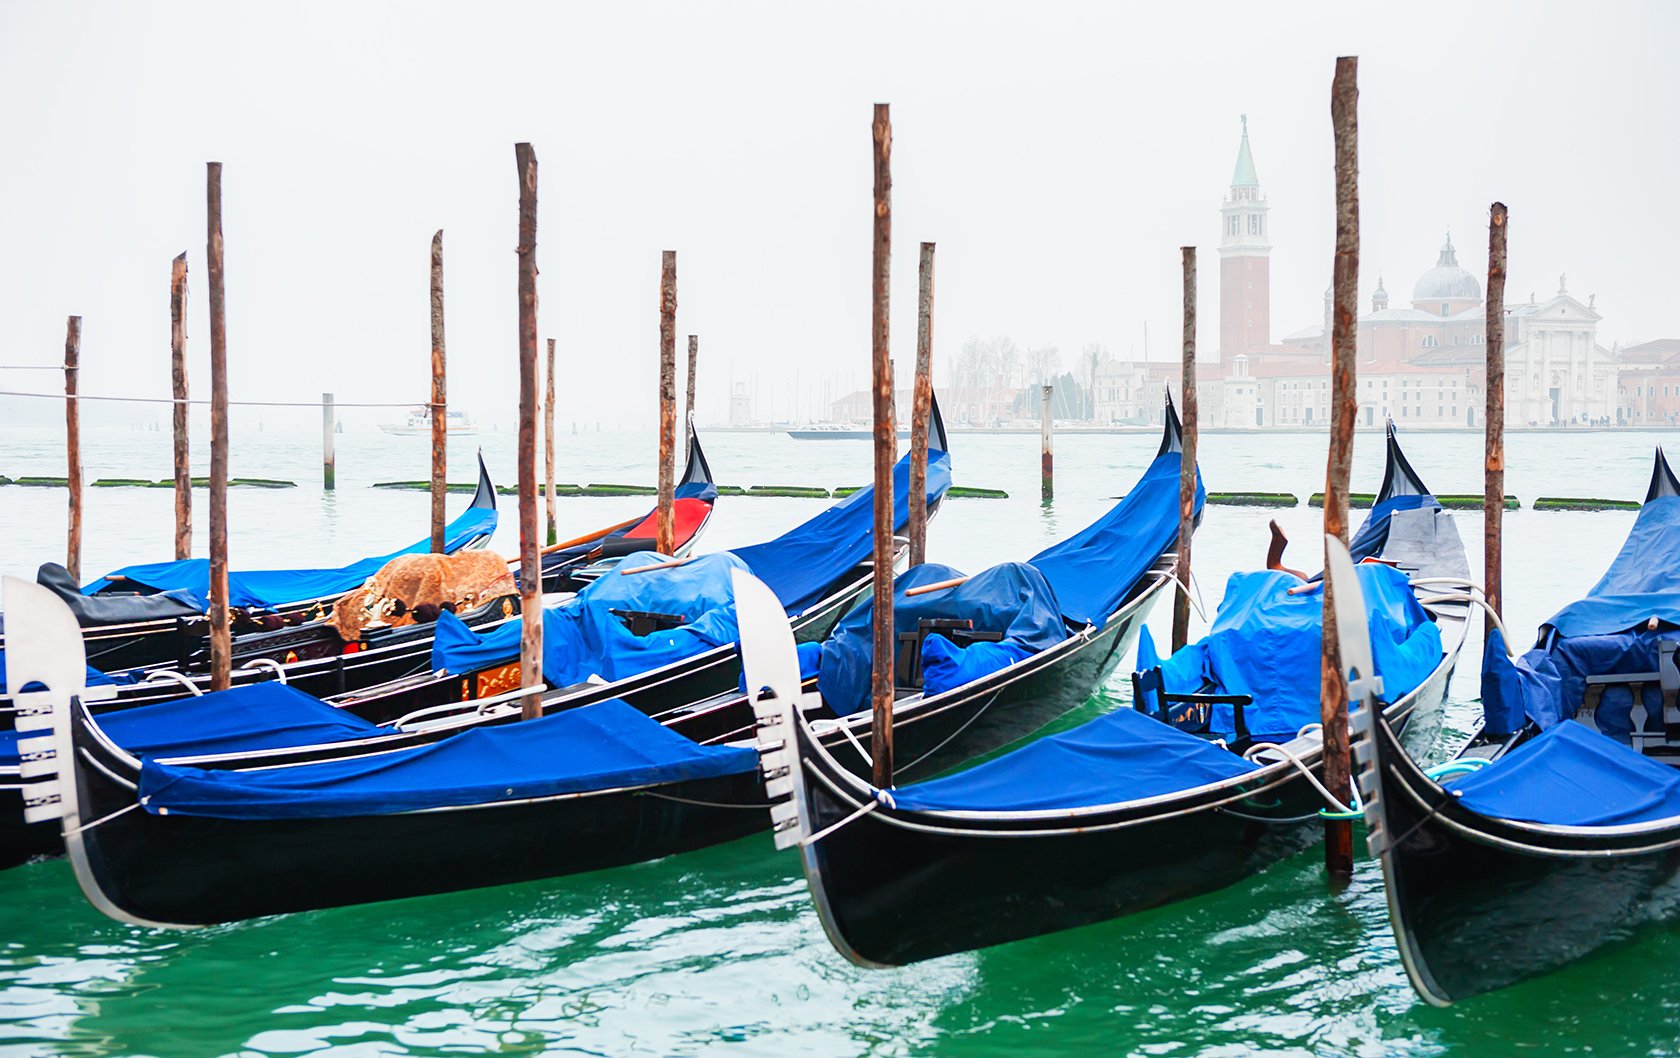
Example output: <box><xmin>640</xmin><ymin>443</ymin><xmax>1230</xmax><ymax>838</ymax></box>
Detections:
<box><xmin>1646</xmin><ymin>447</ymin><xmax>1680</xmax><ymax>503</ymax></box>
<box><xmin>1157</xmin><ymin>391</ymin><xmax>1183</xmax><ymax>457</ymax></box>
<box><xmin>469</xmin><ymin>449</ymin><xmax>497</xmax><ymax>511</ymax></box>
<box><xmin>680</xmin><ymin>418</ymin><xmax>718</xmax><ymax>491</ymax></box>
<box><xmin>1376</xmin><ymin>420</ymin><xmax>1431</xmax><ymax>502</ymax></box>
<box><xmin>929</xmin><ymin>392</ymin><xmax>951</xmax><ymax>457</ymax></box>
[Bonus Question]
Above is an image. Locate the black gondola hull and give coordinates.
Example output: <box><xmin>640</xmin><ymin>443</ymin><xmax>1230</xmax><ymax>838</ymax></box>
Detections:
<box><xmin>790</xmin><ymin>619</ymin><xmax>1459</xmax><ymax>967</ymax></box>
<box><xmin>63</xmin><ymin>701</ymin><xmax>769</xmax><ymax>927</ymax></box>
<box><xmin>1363</xmin><ymin>709</ymin><xmax>1680</xmax><ymax>1005</ymax></box>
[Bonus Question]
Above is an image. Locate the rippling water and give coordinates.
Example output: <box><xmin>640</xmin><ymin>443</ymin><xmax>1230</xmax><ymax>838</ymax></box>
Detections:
<box><xmin>2</xmin><ymin>423</ymin><xmax>1677</xmax><ymax>1056</ymax></box>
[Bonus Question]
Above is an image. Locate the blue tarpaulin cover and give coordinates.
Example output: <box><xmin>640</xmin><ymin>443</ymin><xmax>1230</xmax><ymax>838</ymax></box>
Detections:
<box><xmin>1448</xmin><ymin>719</ymin><xmax>1680</xmax><ymax>827</ymax></box>
<box><xmin>433</xmin><ymin>552</ymin><xmax>748</xmax><ymax>684</ymax></box>
<box><xmin>82</xmin><ymin>505</ymin><xmax>498</xmax><ymax>611</ymax></box>
<box><xmin>889</xmin><ymin>703</ymin><xmax>1259</xmax><ymax>812</ymax></box>
<box><xmin>136</xmin><ymin>698</ymin><xmax>755</xmax><ymax>820</ymax></box>
<box><xmin>815</xmin><ymin>562</ymin><xmax>1069</xmax><ymax>717</ymax></box>
<box><xmin>430</xmin><ymin>448</ymin><xmax>954</xmax><ymax>681</ymax></box>
<box><xmin>0</xmin><ymin>682</ymin><xmax>380</xmax><ymax>771</ymax></box>
<box><xmin>730</xmin><ymin>448</ymin><xmax>952</xmax><ymax>614</ymax></box>
<box><xmin>921</xmin><ymin>636</ymin><xmax>1036</xmax><ymax>698</ymax></box>
<box><xmin>1481</xmin><ymin>496</ymin><xmax>1680</xmax><ymax>735</ymax></box>
<box><xmin>1541</xmin><ymin>496</ymin><xmax>1680</xmax><ymax>639</ymax></box>
<box><xmin>1028</xmin><ymin>449</ymin><xmax>1201</xmax><ymax>627</ymax></box>
<box><xmin>1146</xmin><ymin>565</ymin><xmax>1442</xmax><ymax>742</ymax></box>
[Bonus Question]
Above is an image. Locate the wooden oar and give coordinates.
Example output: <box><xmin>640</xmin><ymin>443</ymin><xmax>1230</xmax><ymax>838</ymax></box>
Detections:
<box><xmin>504</xmin><ymin>513</ymin><xmax>647</xmax><ymax>566</ymax></box>
<box><xmin>905</xmin><ymin>575</ymin><xmax>969</xmax><ymax>597</ymax></box>
<box><xmin>621</xmin><ymin>555</ymin><xmax>697</xmax><ymax>575</ymax></box>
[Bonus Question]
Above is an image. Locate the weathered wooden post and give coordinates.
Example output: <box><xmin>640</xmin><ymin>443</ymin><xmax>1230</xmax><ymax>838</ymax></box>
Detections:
<box><xmin>1485</xmin><ymin>203</ymin><xmax>1508</xmax><ymax>639</ymax></box>
<box><xmin>545</xmin><ymin>337</ymin><xmax>557</xmax><ymax>545</ymax></box>
<box><xmin>1172</xmin><ymin>247</ymin><xmax>1198</xmax><ymax>653</ymax></box>
<box><xmin>206</xmin><ymin>162</ymin><xmax>232</xmax><ymax>692</ymax></box>
<box><xmin>908</xmin><ymin>241</ymin><xmax>935</xmax><ymax>569</ymax></box>
<box><xmin>430</xmin><ymin>229</ymin><xmax>447</xmax><ymax>552</ymax></box>
<box><xmin>322</xmin><ymin>393</ymin><xmax>335</xmax><ymax>490</ymax></box>
<box><xmin>685</xmin><ymin>334</ymin><xmax>699</xmax><ymax>460</ymax></box>
<box><xmin>657</xmin><ymin>252</ymin><xmax>678</xmax><ymax>555</ymax></box>
<box><xmin>514</xmin><ymin>142</ymin><xmax>544</xmax><ymax>721</ymax></box>
<box><xmin>63</xmin><ymin>316</ymin><xmax>82</xmax><ymax>583</ymax></box>
<box><xmin>870</xmin><ymin>102</ymin><xmax>896</xmax><ymax>789</ymax></box>
<box><xmin>170</xmin><ymin>253</ymin><xmax>191</xmax><ymax>560</ymax></box>
<box><xmin>1040</xmin><ymin>385</ymin><xmax>1054</xmax><ymax>504</ymax></box>
<box><xmin>1322</xmin><ymin>55</ymin><xmax>1359</xmax><ymax>876</ymax></box>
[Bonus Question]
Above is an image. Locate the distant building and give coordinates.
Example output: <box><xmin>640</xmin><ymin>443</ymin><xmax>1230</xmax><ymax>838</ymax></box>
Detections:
<box><xmin>830</xmin><ymin>388</ymin><xmax>1021</xmax><ymax>426</ymax></box>
<box><xmin>1618</xmin><ymin>339</ymin><xmax>1680</xmax><ymax>425</ymax></box>
<box><xmin>1106</xmin><ymin>117</ymin><xmax>1619</xmax><ymax>429</ymax></box>
<box><xmin>729</xmin><ymin>382</ymin><xmax>754</xmax><ymax>426</ymax></box>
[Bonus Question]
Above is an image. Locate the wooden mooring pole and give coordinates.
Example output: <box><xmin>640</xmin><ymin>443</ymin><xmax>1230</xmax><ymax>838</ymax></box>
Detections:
<box><xmin>1484</xmin><ymin>203</ymin><xmax>1508</xmax><ymax>640</ymax></box>
<box><xmin>1040</xmin><ymin>385</ymin><xmax>1054</xmax><ymax>504</ymax></box>
<box><xmin>545</xmin><ymin>337</ymin><xmax>557</xmax><ymax>546</ymax></box>
<box><xmin>322</xmin><ymin>393</ymin><xmax>335</xmax><ymax>490</ymax></box>
<box><xmin>206</xmin><ymin>162</ymin><xmax>232</xmax><ymax>693</ymax></box>
<box><xmin>170</xmin><ymin>253</ymin><xmax>191</xmax><ymax>560</ymax></box>
<box><xmin>430</xmin><ymin>230</ymin><xmax>447</xmax><ymax>552</ymax></box>
<box><xmin>870</xmin><ymin>103</ymin><xmax>896</xmax><ymax>789</ymax></box>
<box><xmin>909</xmin><ymin>241</ymin><xmax>935</xmax><ymax>569</ymax></box>
<box><xmin>657</xmin><ymin>252</ymin><xmax>678</xmax><ymax>556</ymax></box>
<box><xmin>685</xmin><ymin>334</ymin><xmax>699</xmax><ymax>459</ymax></box>
<box><xmin>1172</xmin><ymin>247</ymin><xmax>1197</xmax><ymax>654</ymax></box>
<box><xmin>1322</xmin><ymin>56</ymin><xmax>1359</xmax><ymax>876</ymax></box>
<box><xmin>63</xmin><ymin>316</ymin><xmax>82</xmax><ymax>583</ymax></box>
<box><xmin>514</xmin><ymin>142</ymin><xmax>544</xmax><ymax>721</ymax></box>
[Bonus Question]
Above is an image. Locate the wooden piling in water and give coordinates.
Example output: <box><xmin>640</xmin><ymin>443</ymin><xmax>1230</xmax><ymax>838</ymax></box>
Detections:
<box><xmin>1172</xmin><ymin>248</ymin><xmax>1197</xmax><ymax>654</ymax></box>
<box><xmin>870</xmin><ymin>103</ymin><xmax>896</xmax><ymax>790</ymax></box>
<box><xmin>63</xmin><ymin>316</ymin><xmax>82</xmax><ymax>583</ymax></box>
<box><xmin>909</xmin><ymin>241</ymin><xmax>935</xmax><ymax>569</ymax></box>
<box><xmin>515</xmin><ymin>143</ymin><xmax>544</xmax><ymax>721</ymax></box>
<box><xmin>545</xmin><ymin>337</ymin><xmax>557</xmax><ymax>546</ymax></box>
<box><xmin>321</xmin><ymin>393</ymin><xmax>335</xmax><ymax>490</ymax></box>
<box><xmin>430</xmin><ymin>230</ymin><xmax>447</xmax><ymax>552</ymax></box>
<box><xmin>170</xmin><ymin>252</ymin><xmax>191</xmax><ymax>560</ymax></box>
<box><xmin>206</xmin><ymin>162</ymin><xmax>232</xmax><ymax>693</ymax></box>
<box><xmin>657</xmin><ymin>252</ymin><xmax>678</xmax><ymax>555</ymax></box>
<box><xmin>685</xmin><ymin>334</ymin><xmax>699</xmax><ymax>460</ymax></box>
<box><xmin>1040</xmin><ymin>385</ymin><xmax>1054</xmax><ymax>504</ymax></box>
<box><xmin>1321</xmin><ymin>56</ymin><xmax>1359</xmax><ymax>876</ymax></box>
<box><xmin>1485</xmin><ymin>203</ymin><xmax>1508</xmax><ymax>640</ymax></box>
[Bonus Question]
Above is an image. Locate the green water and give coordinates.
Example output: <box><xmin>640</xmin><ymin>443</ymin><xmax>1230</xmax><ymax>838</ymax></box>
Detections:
<box><xmin>6</xmin><ymin>696</ymin><xmax>1680</xmax><ymax>1056</ymax></box>
<box><xmin>6</xmin><ymin>429</ymin><xmax>1680</xmax><ymax>1054</ymax></box>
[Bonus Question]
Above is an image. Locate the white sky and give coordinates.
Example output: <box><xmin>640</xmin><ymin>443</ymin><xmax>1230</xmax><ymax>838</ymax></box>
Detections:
<box><xmin>2</xmin><ymin>1</ymin><xmax>1675</xmax><ymax>431</ymax></box>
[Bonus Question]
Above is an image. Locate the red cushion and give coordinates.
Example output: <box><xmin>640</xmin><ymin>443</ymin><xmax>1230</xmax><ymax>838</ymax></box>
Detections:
<box><xmin>621</xmin><ymin>498</ymin><xmax>711</xmax><ymax>547</ymax></box>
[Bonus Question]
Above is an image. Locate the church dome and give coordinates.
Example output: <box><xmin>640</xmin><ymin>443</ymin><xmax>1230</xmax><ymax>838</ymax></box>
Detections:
<box><xmin>1412</xmin><ymin>233</ymin><xmax>1481</xmax><ymax>304</ymax></box>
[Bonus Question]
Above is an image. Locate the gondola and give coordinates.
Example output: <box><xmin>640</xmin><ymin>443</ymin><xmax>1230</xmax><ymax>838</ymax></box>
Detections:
<box><xmin>0</xmin><ymin>453</ymin><xmax>500</xmax><ymax>680</ymax></box>
<box><xmin>0</xmin><ymin>404</ymin><xmax>951</xmax><ymax>873</ymax></box>
<box><xmin>752</xmin><ymin>423</ymin><xmax>1469</xmax><ymax>968</ymax></box>
<box><xmin>1358</xmin><ymin>447</ymin><xmax>1680</xmax><ymax>1006</ymax></box>
<box><xmin>0</xmin><ymin>427</ymin><xmax>720</xmax><ymax>711</ymax></box>
<box><xmin>24</xmin><ymin>401</ymin><xmax>1190</xmax><ymax>925</ymax></box>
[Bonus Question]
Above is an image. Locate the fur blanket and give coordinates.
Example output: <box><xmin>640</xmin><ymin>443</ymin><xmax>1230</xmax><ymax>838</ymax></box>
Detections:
<box><xmin>328</xmin><ymin>550</ymin><xmax>516</xmax><ymax>642</ymax></box>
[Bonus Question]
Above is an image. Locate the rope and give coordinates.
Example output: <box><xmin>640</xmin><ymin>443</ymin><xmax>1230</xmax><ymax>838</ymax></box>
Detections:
<box><xmin>0</xmin><ymin>389</ymin><xmax>428</xmax><ymax>409</ymax></box>
<box><xmin>798</xmin><ymin>795</ymin><xmax>880</xmax><ymax>848</ymax></box>
<box><xmin>1242</xmin><ymin>738</ymin><xmax>1358</xmax><ymax>817</ymax></box>
<box><xmin>62</xmin><ymin>800</ymin><xmax>140</xmax><ymax>838</ymax></box>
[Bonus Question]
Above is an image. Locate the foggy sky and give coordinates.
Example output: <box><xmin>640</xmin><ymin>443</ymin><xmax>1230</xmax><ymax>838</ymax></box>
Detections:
<box><xmin>2</xmin><ymin>1</ymin><xmax>1674</xmax><ymax>433</ymax></box>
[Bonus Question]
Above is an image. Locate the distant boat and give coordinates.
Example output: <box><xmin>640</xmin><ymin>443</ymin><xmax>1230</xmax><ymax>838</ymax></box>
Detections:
<box><xmin>379</xmin><ymin>407</ymin><xmax>478</xmax><ymax>436</ymax></box>
<box><xmin>787</xmin><ymin>424</ymin><xmax>911</xmax><ymax>440</ymax></box>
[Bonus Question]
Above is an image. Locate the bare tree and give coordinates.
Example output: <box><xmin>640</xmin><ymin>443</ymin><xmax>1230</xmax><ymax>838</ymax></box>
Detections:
<box><xmin>1082</xmin><ymin>342</ymin><xmax>1110</xmax><ymax>421</ymax></box>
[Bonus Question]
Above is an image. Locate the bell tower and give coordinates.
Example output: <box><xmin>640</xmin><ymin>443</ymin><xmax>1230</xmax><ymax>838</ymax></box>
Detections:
<box><xmin>1219</xmin><ymin>115</ymin><xmax>1271</xmax><ymax>363</ymax></box>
